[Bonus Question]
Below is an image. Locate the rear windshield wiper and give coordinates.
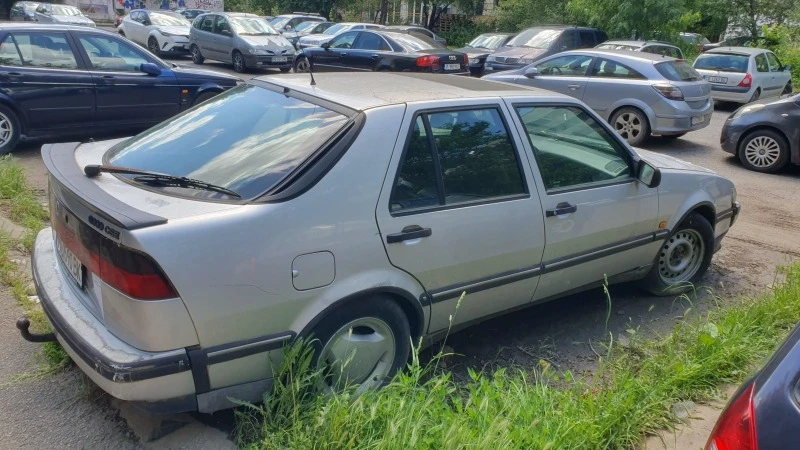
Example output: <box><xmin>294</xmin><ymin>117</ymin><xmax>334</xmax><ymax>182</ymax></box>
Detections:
<box><xmin>84</xmin><ymin>164</ymin><xmax>241</xmax><ymax>199</ymax></box>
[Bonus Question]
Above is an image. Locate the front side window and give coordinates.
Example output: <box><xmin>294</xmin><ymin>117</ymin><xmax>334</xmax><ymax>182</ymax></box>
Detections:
<box><xmin>0</xmin><ymin>36</ymin><xmax>23</xmax><ymax>67</ymax></box>
<box><xmin>766</xmin><ymin>52</ymin><xmax>782</xmax><ymax>72</ymax></box>
<box><xmin>78</xmin><ymin>35</ymin><xmax>149</xmax><ymax>72</ymax></box>
<box><xmin>536</xmin><ymin>54</ymin><xmax>593</xmax><ymax>76</ymax></box>
<box><xmin>516</xmin><ymin>105</ymin><xmax>632</xmax><ymax>191</ymax></box>
<box><xmin>354</xmin><ymin>32</ymin><xmax>389</xmax><ymax>51</ymax></box>
<box><xmin>391</xmin><ymin>108</ymin><xmax>526</xmax><ymax>212</ymax></box>
<box><xmin>591</xmin><ymin>58</ymin><xmax>644</xmax><ymax>79</ymax></box>
<box><xmin>107</xmin><ymin>85</ymin><xmax>350</xmax><ymax>200</ymax></box>
<box><xmin>755</xmin><ymin>53</ymin><xmax>769</xmax><ymax>72</ymax></box>
<box><xmin>12</xmin><ymin>33</ymin><xmax>78</xmax><ymax>69</ymax></box>
<box><xmin>199</xmin><ymin>15</ymin><xmax>214</xmax><ymax>32</ymax></box>
<box><xmin>214</xmin><ymin>15</ymin><xmax>231</xmax><ymax>35</ymax></box>
<box><xmin>329</xmin><ymin>31</ymin><xmax>358</xmax><ymax>49</ymax></box>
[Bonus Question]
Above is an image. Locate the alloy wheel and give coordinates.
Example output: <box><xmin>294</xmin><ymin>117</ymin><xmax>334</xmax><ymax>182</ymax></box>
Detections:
<box><xmin>295</xmin><ymin>58</ymin><xmax>310</xmax><ymax>73</ymax></box>
<box><xmin>148</xmin><ymin>38</ymin><xmax>159</xmax><ymax>55</ymax></box>
<box><xmin>0</xmin><ymin>112</ymin><xmax>12</xmax><ymax>147</ymax></box>
<box><xmin>657</xmin><ymin>229</ymin><xmax>705</xmax><ymax>284</ymax></box>
<box><xmin>233</xmin><ymin>53</ymin><xmax>244</xmax><ymax>72</ymax></box>
<box><xmin>191</xmin><ymin>46</ymin><xmax>202</xmax><ymax>63</ymax></box>
<box><xmin>744</xmin><ymin>135</ymin><xmax>782</xmax><ymax>169</ymax></box>
<box><xmin>614</xmin><ymin>112</ymin><xmax>642</xmax><ymax>141</ymax></box>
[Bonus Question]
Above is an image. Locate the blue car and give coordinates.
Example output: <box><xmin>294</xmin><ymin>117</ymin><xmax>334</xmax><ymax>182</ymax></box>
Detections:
<box><xmin>0</xmin><ymin>23</ymin><xmax>240</xmax><ymax>154</ymax></box>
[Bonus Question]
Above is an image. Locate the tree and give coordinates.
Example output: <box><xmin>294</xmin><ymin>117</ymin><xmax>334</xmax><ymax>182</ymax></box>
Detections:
<box><xmin>567</xmin><ymin>0</ymin><xmax>689</xmax><ymax>39</ymax></box>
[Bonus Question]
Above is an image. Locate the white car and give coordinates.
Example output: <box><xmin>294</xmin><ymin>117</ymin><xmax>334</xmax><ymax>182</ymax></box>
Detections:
<box><xmin>296</xmin><ymin>22</ymin><xmax>384</xmax><ymax>49</ymax></box>
<box><xmin>33</xmin><ymin>3</ymin><xmax>95</xmax><ymax>27</ymax></box>
<box><xmin>693</xmin><ymin>47</ymin><xmax>793</xmax><ymax>103</ymax></box>
<box><xmin>119</xmin><ymin>9</ymin><xmax>191</xmax><ymax>57</ymax></box>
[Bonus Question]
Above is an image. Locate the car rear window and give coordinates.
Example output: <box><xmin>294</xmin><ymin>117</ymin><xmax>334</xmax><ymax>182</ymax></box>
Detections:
<box><xmin>693</xmin><ymin>53</ymin><xmax>749</xmax><ymax>73</ymax></box>
<box><xmin>656</xmin><ymin>60</ymin><xmax>702</xmax><ymax>81</ymax></box>
<box><xmin>106</xmin><ymin>85</ymin><xmax>349</xmax><ymax>200</ymax></box>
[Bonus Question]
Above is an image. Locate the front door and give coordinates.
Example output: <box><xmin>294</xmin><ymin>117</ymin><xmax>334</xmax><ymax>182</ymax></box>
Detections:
<box><xmin>0</xmin><ymin>31</ymin><xmax>95</xmax><ymax>131</ymax></box>
<box><xmin>347</xmin><ymin>31</ymin><xmax>390</xmax><ymax>71</ymax></box>
<box><xmin>74</xmin><ymin>33</ymin><xmax>179</xmax><ymax>128</ymax></box>
<box><xmin>506</xmin><ymin>101</ymin><xmax>661</xmax><ymax>302</ymax></box>
<box><xmin>521</xmin><ymin>53</ymin><xmax>593</xmax><ymax>100</ymax></box>
<box><xmin>212</xmin><ymin>14</ymin><xmax>234</xmax><ymax>63</ymax></box>
<box><xmin>376</xmin><ymin>101</ymin><xmax>546</xmax><ymax>333</ymax></box>
<box><xmin>312</xmin><ymin>31</ymin><xmax>359</xmax><ymax>71</ymax></box>
<box><xmin>765</xmin><ymin>52</ymin><xmax>790</xmax><ymax>97</ymax></box>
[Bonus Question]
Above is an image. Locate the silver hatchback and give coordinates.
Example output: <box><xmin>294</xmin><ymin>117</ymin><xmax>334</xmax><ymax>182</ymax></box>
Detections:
<box><xmin>27</xmin><ymin>73</ymin><xmax>738</xmax><ymax>414</ymax></box>
<box><xmin>484</xmin><ymin>49</ymin><xmax>713</xmax><ymax>145</ymax></box>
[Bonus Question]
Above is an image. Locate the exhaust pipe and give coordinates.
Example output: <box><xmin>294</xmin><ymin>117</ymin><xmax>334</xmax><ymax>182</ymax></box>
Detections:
<box><xmin>16</xmin><ymin>318</ymin><xmax>57</xmax><ymax>343</ymax></box>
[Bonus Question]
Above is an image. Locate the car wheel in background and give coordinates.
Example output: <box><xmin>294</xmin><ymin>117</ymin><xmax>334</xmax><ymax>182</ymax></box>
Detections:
<box><xmin>148</xmin><ymin>37</ymin><xmax>162</xmax><ymax>57</ymax></box>
<box><xmin>748</xmin><ymin>88</ymin><xmax>760</xmax><ymax>103</ymax></box>
<box><xmin>309</xmin><ymin>296</ymin><xmax>410</xmax><ymax>394</ymax></box>
<box><xmin>294</xmin><ymin>56</ymin><xmax>310</xmax><ymax>73</ymax></box>
<box><xmin>192</xmin><ymin>91</ymin><xmax>218</xmax><ymax>106</ymax></box>
<box><xmin>280</xmin><ymin>67</ymin><xmax>291</xmax><ymax>73</ymax></box>
<box><xmin>118</xmin><ymin>30</ymin><xmax>125</xmax><ymax>37</ymax></box>
<box><xmin>0</xmin><ymin>105</ymin><xmax>21</xmax><ymax>155</ymax></box>
<box><xmin>190</xmin><ymin>45</ymin><xmax>204</xmax><ymax>64</ymax></box>
<box><xmin>232</xmin><ymin>50</ymin><xmax>246</xmax><ymax>73</ymax></box>
<box><xmin>782</xmin><ymin>82</ymin><xmax>793</xmax><ymax>95</ymax></box>
<box><xmin>738</xmin><ymin>129</ymin><xmax>790</xmax><ymax>173</ymax></box>
<box><xmin>641</xmin><ymin>212</ymin><xmax>713</xmax><ymax>296</ymax></box>
<box><xmin>610</xmin><ymin>107</ymin><xmax>650</xmax><ymax>146</ymax></box>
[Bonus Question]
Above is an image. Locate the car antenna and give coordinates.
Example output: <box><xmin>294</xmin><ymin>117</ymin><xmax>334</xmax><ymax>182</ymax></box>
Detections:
<box><xmin>308</xmin><ymin>60</ymin><xmax>317</xmax><ymax>86</ymax></box>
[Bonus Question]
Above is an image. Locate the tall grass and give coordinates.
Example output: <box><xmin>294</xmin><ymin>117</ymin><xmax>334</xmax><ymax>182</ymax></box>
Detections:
<box><xmin>241</xmin><ymin>265</ymin><xmax>800</xmax><ymax>449</ymax></box>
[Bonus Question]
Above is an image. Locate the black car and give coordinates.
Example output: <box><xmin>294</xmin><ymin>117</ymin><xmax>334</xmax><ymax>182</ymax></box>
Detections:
<box><xmin>707</xmin><ymin>319</ymin><xmax>800</xmax><ymax>450</ymax></box>
<box><xmin>454</xmin><ymin>32</ymin><xmax>514</xmax><ymax>76</ymax></box>
<box><xmin>294</xmin><ymin>30</ymin><xmax>469</xmax><ymax>75</ymax></box>
<box><xmin>720</xmin><ymin>93</ymin><xmax>799</xmax><ymax>173</ymax></box>
<box><xmin>0</xmin><ymin>23</ymin><xmax>240</xmax><ymax>154</ymax></box>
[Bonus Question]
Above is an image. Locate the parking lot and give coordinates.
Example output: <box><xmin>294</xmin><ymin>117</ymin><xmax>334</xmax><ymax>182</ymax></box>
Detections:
<box><xmin>1</xmin><ymin>53</ymin><xmax>799</xmax><ymax>448</ymax></box>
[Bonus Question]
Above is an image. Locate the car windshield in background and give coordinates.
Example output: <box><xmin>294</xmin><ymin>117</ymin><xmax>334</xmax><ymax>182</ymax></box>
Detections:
<box><xmin>270</xmin><ymin>17</ymin><xmax>289</xmax><ymax>28</ymax></box>
<box><xmin>294</xmin><ymin>21</ymin><xmax>317</xmax><ymax>32</ymax></box>
<box><xmin>388</xmin><ymin>33</ymin><xmax>437</xmax><ymax>52</ymax></box>
<box><xmin>467</xmin><ymin>34</ymin><xmax>509</xmax><ymax>50</ymax></box>
<box><xmin>693</xmin><ymin>53</ymin><xmax>748</xmax><ymax>73</ymax></box>
<box><xmin>23</xmin><ymin>2</ymin><xmax>39</xmax><ymax>12</ymax></box>
<box><xmin>106</xmin><ymin>85</ymin><xmax>350</xmax><ymax>200</ymax></box>
<box><xmin>323</xmin><ymin>23</ymin><xmax>349</xmax><ymax>35</ymax></box>
<box><xmin>597</xmin><ymin>44</ymin><xmax>639</xmax><ymax>51</ymax></box>
<box><xmin>230</xmin><ymin>17</ymin><xmax>278</xmax><ymax>35</ymax></box>
<box><xmin>506</xmin><ymin>28</ymin><xmax>562</xmax><ymax>49</ymax></box>
<box><xmin>52</xmin><ymin>5</ymin><xmax>81</xmax><ymax>16</ymax></box>
<box><xmin>656</xmin><ymin>60</ymin><xmax>702</xmax><ymax>81</ymax></box>
<box><xmin>150</xmin><ymin>12</ymin><xmax>189</xmax><ymax>26</ymax></box>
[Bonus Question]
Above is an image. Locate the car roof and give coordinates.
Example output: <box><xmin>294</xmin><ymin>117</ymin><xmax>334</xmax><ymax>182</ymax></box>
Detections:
<box><xmin>252</xmin><ymin>72</ymin><xmax>565</xmax><ymax>111</ymax></box>
<box><xmin>704</xmin><ymin>46</ymin><xmax>765</xmax><ymax>56</ymax></box>
<box><xmin>600</xmin><ymin>40</ymin><xmax>677</xmax><ymax>47</ymax></box>
<box><xmin>522</xmin><ymin>24</ymin><xmax>600</xmax><ymax>31</ymax></box>
<box><xmin>567</xmin><ymin>48</ymin><xmax>677</xmax><ymax>62</ymax></box>
<box><xmin>219</xmin><ymin>12</ymin><xmax>260</xmax><ymax>17</ymax></box>
<box><xmin>0</xmin><ymin>22</ymin><xmax>112</xmax><ymax>33</ymax></box>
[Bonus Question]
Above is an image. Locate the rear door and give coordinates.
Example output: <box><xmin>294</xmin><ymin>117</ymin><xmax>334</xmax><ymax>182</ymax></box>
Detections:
<box><xmin>519</xmin><ymin>53</ymin><xmax>593</xmax><ymax>99</ymax></box>
<box><xmin>1</xmin><ymin>31</ymin><xmax>95</xmax><ymax>132</ymax></box>
<box><xmin>194</xmin><ymin>15</ymin><xmax>216</xmax><ymax>59</ymax></box>
<box><xmin>765</xmin><ymin>52</ymin><xmax>790</xmax><ymax>96</ymax></box>
<box><xmin>582</xmin><ymin>57</ymin><xmax>650</xmax><ymax>116</ymax></box>
<box><xmin>753</xmin><ymin>52</ymin><xmax>772</xmax><ymax>94</ymax></box>
<box><xmin>375</xmin><ymin>101</ymin><xmax>546</xmax><ymax>332</ymax></box>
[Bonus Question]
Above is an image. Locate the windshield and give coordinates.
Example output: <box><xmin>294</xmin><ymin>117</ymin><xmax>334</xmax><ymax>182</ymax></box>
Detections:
<box><xmin>466</xmin><ymin>34</ymin><xmax>509</xmax><ymax>50</ymax></box>
<box><xmin>106</xmin><ymin>85</ymin><xmax>349</xmax><ymax>200</ymax></box>
<box><xmin>23</xmin><ymin>2</ymin><xmax>39</xmax><ymax>12</ymax></box>
<box><xmin>387</xmin><ymin>32</ymin><xmax>436</xmax><ymax>51</ymax></box>
<box><xmin>52</xmin><ymin>5</ymin><xmax>81</xmax><ymax>16</ymax></box>
<box><xmin>506</xmin><ymin>28</ymin><xmax>562</xmax><ymax>49</ymax></box>
<box><xmin>230</xmin><ymin>17</ymin><xmax>278</xmax><ymax>35</ymax></box>
<box><xmin>294</xmin><ymin>21</ymin><xmax>317</xmax><ymax>32</ymax></box>
<box><xmin>656</xmin><ymin>60</ymin><xmax>702</xmax><ymax>81</ymax></box>
<box><xmin>150</xmin><ymin>12</ymin><xmax>190</xmax><ymax>26</ymax></box>
<box><xmin>270</xmin><ymin>16</ymin><xmax>289</xmax><ymax>28</ymax></box>
<box><xmin>693</xmin><ymin>53</ymin><xmax>748</xmax><ymax>73</ymax></box>
<box><xmin>323</xmin><ymin>23</ymin><xmax>349</xmax><ymax>35</ymax></box>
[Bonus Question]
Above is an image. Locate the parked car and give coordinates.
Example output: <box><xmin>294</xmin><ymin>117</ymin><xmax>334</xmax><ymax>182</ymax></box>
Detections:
<box><xmin>33</xmin><ymin>3</ymin><xmax>95</xmax><ymax>27</ymax></box>
<box><xmin>283</xmin><ymin>20</ymin><xmax>335</xmax><ymax>48</ymax></box>
<box><xmin>679</xmin><ymin>32</ymin><xmax>710</xmax><ymax>52</ymax></box>
<box><xmin>484</xmin><ymin>49</ymin><xmax>712</xmax><ymax>145</ymax></box>
<box><xmin>455</xmin><ymin>32</ymin><xmax>514</xmax><ymax>76</ymax></box>
<box><xmin>0</xmin><ymin>23</ymin><xmax>239</xmax><ymax>154</ymax></box>
<box><xmin>190</xmin><ymin>13</ymin><xmax>295</xmax><ymax>73</ymax></box>
<box><xmin>10</xmin><ymin>1</ymin><xmax>39</xmax><ymax>21</ymax></box>
<box><xmin>295</xmin><ymin>30</ymin><xmax>468</xmax><ymax>74</ymax></box>
<box><xmin>596</xmin><ymin>40</ymin><xmax>684</xmax><ymax>59</ymax></box>
<box><xmin>297</xmin><ymin>22</ymin><xmax>384</xmax><ymax>49</ymax></box>
<box><xmin>706</xmin><ymin>319</ymin><xmax>800</xmax><ymax>450</ymax></box>
<box><xmin>118</xmin><ymin>10</ymin><xmax>191</xmax><ymax>57</ymax></box>
<box><xmin>114</xmin><ymin>13</ymin><xmax>125</xmax><ymax>28</ymax></box>
<box><xmin>385</xmin><ymin>25</ymin><xmax>446</xmax><ymax>46</ymax></box>
<box><xmin>177</xmin><ymin>9</ymin><xmax>209</xmax><ymax>20</ymax></box>
<box><xmin>701</xmin><ymin>35</ymin><xmax>757</xmax><ymax>52</ymax></box>
<box><xmin>693</xmin><ymin>47</ymin><xmax>793</xmax><ymax>103</ymax></box>
<box><xmin>484</xmin><ymin>25</ymin><xmax>607</xmax><ymax>73</ymax></box>
<box><xmin>21</xmin><ymin>71</ymin><xmax>738</xmax><ymax>414</ymax></box>
<box><xmin>720</xmin><ymin>93</ymin><xmax>800</xmax><ymax>173</ymax></box>
<box><xmin>269</xmin><ymin>13</ymin><xmax>324</xmax><ymax>33</ymax></box>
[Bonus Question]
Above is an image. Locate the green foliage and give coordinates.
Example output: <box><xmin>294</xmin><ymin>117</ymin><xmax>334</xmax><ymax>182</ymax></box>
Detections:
<box><xmin>437</xmin><ymin>18</ymin><xmax>496</xmax><ymax>48</ymax></box>
<box><xmin>241</xmin><ymin>265</ymin><xmax>800</xmax><ymax>449</ymax></box>
<box><xmin>568</xmin><ymin>0</ymin><xmax>688</xmax><ymax>39</ymax></box>
<box><xmin>494</xmin><ymin>0</ymin><xmax>572</xmax><ymax>32</ymax></box>
<box><xmin>762</xmin><ymin>25</ymin><xmax>800</xmax><ymax>87</ymax></box>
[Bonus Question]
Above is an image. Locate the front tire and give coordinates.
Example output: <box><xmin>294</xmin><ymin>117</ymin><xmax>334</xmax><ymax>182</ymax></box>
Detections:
<box><xmin>0</xmin><ymin>105</ymin><xmax>21</xmax><ymax>155</ymax></box>
<box><xmin>232</xmin><ymin>50</ymin><xmax>246</xmax><ymax>73</ymax></box>
<box><xmin>738</xmin><ymin>129</ymin><xmax>790</xmax><ymax>173</ymax></box>
<box><xmin>309</xmin><ymin>296</ymin><xmax>411</xmax><ymax>394</ymax></box>
<box><xmin>783</xmin><ymin>81</ymin><xmax>793</xmax><ymax>95</ymax></box>
<box><xmin>748</xmin><ymin>88</ymin><xmax>761</xmax><ymax>103</ymax></box>
<box><xmin>641</xmin><ymin>213</ymin><xmax>714</xmax><ymax>296</ymax></box>
<box><xmin>190</xmin><ymin>44</ymin><xmax>204</xmax><ymax>64</ymax></box>
<box><xmin>610</xmin><ymin>107</ymin><xmax>650</xmax><ymax>146</ymax></box>
<box><xmin>294</xmin><ymin>56</ymin><xmax>310</xmax><ymax>73</ymax></box>
<box><xmin>147</xmin><ymin>37</ymin><xmax>162</xmax><ymax>57</ymax></box>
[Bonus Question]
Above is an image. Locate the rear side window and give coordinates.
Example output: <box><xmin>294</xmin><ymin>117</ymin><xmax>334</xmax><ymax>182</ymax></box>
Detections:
<box><xmin>354</xmin><ymin>32</ymin><xmax>390</xmax><ymax>51</ymax></box>
<box><xmin>755</xmin><ymin>53</ymin><xmax>769</xmax><ymax>72</ymax></box>
<box><xmin>390</xmin><ymin>108</ymin><xmax>526</xmax><ymax>213</ymax></box>
<box><xmin>591</xmin><ymin>58</ymin><xmax>644</xmax><ymax>79</ymax></box>
<box><xmin>12</xmin><ymin>33</ymin><xmax>79</xmax><ymax>69</ymax></box>
<box><xmin>656</xmin><ymin>60</ymin><xmax>702</xmax><ymax>81</ymax></box>
<box><xmin>693</xmin><ymin>53</ymin><xmax>749</xmax><ymax>73</ymax></box>
<box><xmin>107</xmin><ymin>85</ymin><xmax>350</xmax><ymax>200</ymax></box>
<box><xmin>578</xmin><ymin>30</ymin><xmax>596</xmax><ymax>47</ymax></box>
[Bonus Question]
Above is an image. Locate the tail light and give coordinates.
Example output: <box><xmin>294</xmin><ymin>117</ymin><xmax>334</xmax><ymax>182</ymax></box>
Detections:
<box><xmin>738</xmin><ymin>73</ymin><xmax>753</xmax><ymax>87</ymax></box>
<box><xmin>652</xmin><ymin>84</ymin><xmax>685</xmax><ymax>101</ymax></box>
<box><xmin>706</xmin><ymin>383</ymin><xmax>757</xmax><ymax>450</ymax></box>
<box><xmin>463</xmin><ymin>54</ymin><xmax>469</xmax><ymax>66</ymax></box>
<box><xmin>416</xmin><ymin>55</ymin><xmax>439</xmax><ymax>70</ymax></box>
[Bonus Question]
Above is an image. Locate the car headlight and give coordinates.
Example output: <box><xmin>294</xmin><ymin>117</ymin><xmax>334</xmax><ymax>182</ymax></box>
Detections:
<box><xmin>248</xmin><ymin>48</ymin><xmax>269</xmax><ymax>55</ymax></box>
<box><xmin>160</xmin><ymin>30</ymin><xmax>176</xmax><ymax>36</ymax></box>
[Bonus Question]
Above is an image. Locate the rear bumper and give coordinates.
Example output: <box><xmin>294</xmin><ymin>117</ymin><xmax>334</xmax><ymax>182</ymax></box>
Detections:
<box><xmin>651</xmin><ymin>99</ymin><xmax>714</xmax><ymax>135</ymax></box>
<box><xmin>243</xmin><ymin>54</ymin><xmax>295</xmax><ymax>69</ymax></box>
<box><xmin>710</xmin><ymin>84</ymin><xmax>752</xmax><ymax>103</ymax></box>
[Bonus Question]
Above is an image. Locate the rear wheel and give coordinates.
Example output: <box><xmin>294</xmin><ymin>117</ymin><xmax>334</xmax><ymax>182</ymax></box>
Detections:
<box><xmin>0</xmin><ymin>105</ymin><xmax>21</xmax><ymax>155</ymax></box>
<box><xmin>748</xmin><ymin>88</ymin><xmax>761</xmax><ymax>103</ymax></box>
<box><xmin>294</xmin><ymin>56</ymin><xmax>310</xmax><ymax>73</ymax></box>
<box><xmin>610</xmin><ymin>107</ymin><xmax>650</xmax><ymax>146</ymax></box>
<box><xmin>738</xmin><ymin>129</ymin><xmax>790</xmax><ymax>173</ymax></box>
<box><xmin>190</xmin><ymin>44</ymin><xmax>204</xmax><ymax>64</ymax></box>
<box><xmin>232</xmin><ymin>50</ymin><xmax>246</xmax><ymax>73</ymax></box>
<box><xmin>147</xmin><ymin>37</ymin><xmax>162</xmax><ymax>57</ymax></box>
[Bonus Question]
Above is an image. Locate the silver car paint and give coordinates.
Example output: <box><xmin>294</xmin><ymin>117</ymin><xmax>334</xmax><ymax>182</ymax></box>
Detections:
<box><xmin>189</xmin><ymin>14</ymin><xmax>295</xmax><ymax>65</ymax></box>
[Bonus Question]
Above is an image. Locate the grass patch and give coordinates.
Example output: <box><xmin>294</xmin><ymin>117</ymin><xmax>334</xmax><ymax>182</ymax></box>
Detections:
<box><xmin>240</xmin><ymin>265</ymin><xmax>800</xmax><ymax>450</ymax></box>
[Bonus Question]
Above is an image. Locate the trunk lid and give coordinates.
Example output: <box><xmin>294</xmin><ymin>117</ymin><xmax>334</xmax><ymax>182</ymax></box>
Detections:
<box><xmin>670</xmin><ymin>79</ymin><xmax>712</xmax><ymax>109</ymax></box>
<box><xmin>415</xmin><ymin>49</ymin><xmax>468</xmax><ymax>73</ymax></box>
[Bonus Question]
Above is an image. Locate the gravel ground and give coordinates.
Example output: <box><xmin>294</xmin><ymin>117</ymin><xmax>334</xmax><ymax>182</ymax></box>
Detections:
<box><xmin>1</xmin><ymin>56</ymin><xmax>798</xmax><ymax>447</ymax></box>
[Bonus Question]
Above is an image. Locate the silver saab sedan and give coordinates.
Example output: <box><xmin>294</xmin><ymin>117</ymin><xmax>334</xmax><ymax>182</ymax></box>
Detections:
<box><xmin>22</xmin><ymin>73</ymin><xmax>739</xmax><ymax>414</ymax></box>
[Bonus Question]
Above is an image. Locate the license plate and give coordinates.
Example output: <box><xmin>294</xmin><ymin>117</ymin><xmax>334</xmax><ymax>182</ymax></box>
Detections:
<box><xmin>272</xmin><ymin>56</ymin><xmax>288</xmax><ymax>63</ymax></box>
<box><xmin>444</xmin><ymin>63</ymin><xmax>461</xmax><ymax>71</ymax></box>
<box><xmin>707</xmin><ymin>76</ymin><xmax>727</xmax><ymax>83</ymax></box>
<box><xmin>56</xmin><ymin>236</ymin><xmax>83</xmax><ymax>289</ymax></box>
<box><xmin>691</xmin><ymin>116</ymin><xmax>705</xmax><ymax>125</ymax></box>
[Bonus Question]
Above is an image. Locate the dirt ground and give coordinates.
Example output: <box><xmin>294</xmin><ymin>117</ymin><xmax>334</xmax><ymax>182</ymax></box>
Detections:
<box><xmin>1</xmin><ymin>60</ymin><xmax>797</xmax><ymax>447</ymax></box>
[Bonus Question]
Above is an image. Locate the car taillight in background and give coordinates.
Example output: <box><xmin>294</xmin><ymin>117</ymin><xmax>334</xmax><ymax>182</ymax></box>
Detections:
<box><xmin>706</xmin><ymin>382</ymin><xmax>758</xmax><ymax>450</ymax></box>
<box><xmin>652</xmin><ymin>84</ymin><xmax>685</xmax><ymax>101</ymax></box>
<box><xmin>416</xmin><ymin>55</ymin><xmax>440</xmax><ymax>70</ymax></box>
<box><xmin>463</xmin><ymin>54</ymin><xmax>469</xmax><ymax>66</ymax></box>
<box><xmin>738</xmin><ymin>73</ymin><xmax>753</xmax><ymax>88</ymax></box>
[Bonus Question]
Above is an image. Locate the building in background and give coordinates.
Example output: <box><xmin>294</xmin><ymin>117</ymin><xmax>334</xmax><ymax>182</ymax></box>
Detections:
<box><xmin>60</xmin><ymin>0</ymin><xmax>223</xmax><ymax>22</ymax></box>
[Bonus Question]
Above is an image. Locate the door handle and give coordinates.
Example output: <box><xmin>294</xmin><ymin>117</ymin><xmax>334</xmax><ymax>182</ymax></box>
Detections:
<box><xmin>339</xmin><ymin>52</ymin><xmax>347</xmax><ymax>57</ymax></box>
<box><xmin>568</xmin><ymin>84</ymin><xmax>581</xmax><ymax>90</ymax></box>
<box><xmin>0</xmin><ymin>72</ymin><xmax>23</xmax><ymax>78</ymax></box>
<box><xmin>386</xmin><ymin>225</ymin><xmax>432</xmax><ymax>244</ymax></box>
<box><xmin>545</xmin><ymin>202</ymin><xmax>577</xmax><ymax>217</ymax></box>
<box><xmin>371</xmin><ymin>55</ymin><xmax>380</xmax><ymax>59</ymax></box>
<box><xmin>97</xmin><ymin>75</ymin><xmax>115</xmax><ymax>84</ymax></box>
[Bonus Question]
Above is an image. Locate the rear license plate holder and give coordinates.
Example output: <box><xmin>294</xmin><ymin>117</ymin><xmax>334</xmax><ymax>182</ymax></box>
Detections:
<box><xmin>444</xmin><ymin>63</ymin><xmax>460</xmax><ymax>71</ymax></box>
<box><xmin>707</xmin><ymin>76</ymin><xmax>727</xmax><ymax>83</ymax></box>
<box><xmin>56</xmin><ymin>236</ymin><xmax>84</xmax><ymax>289</ymax></box>
<box><xmin>272</xmin><ymin>56</ymin><xmax>288</xmax><ymax>63</ymax></box>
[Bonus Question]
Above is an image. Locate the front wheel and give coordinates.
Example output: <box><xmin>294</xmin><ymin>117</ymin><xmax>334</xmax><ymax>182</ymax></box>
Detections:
<box><xmin>640</xmin><ymin>213</ymin><xmax>714</xmax><ymax>296</ymax></box>
<box><xmin>280</xmin><ymin>67</ymin><xmax>291</xmax><ymax>73</ymax></box>
<box><xmin>147</xmin><ymin>37</ymin><xmax>162</xmax><ymax>57</ymax></box>
<box><xmin>783</xmin><ymin>82</ymin><xmax>793</xmax><ymax>95</ymax></box>
<box><xmin>190</xmin><ymin>45</ymin><xmax>204</xmax><ymax>64</ymax></box>
<box><xmin>738</xmin><ymin>129</ymin><xmax>790</xmax><ymax>173</ymax></box>
<box><xmin>0</xmin><ymin>104</ymin><xmax>21</xmax><ymax>155</ymax></box>
<box><xmin>610</xmin><ymin>107</ymin><xmax>650</xmax><ymax>146</ymax></box>
<box><xmin>294</xmin><ymin>56</ymin><xmax>310</xmax><ymax>73</ymax></box>
<box><xmin>232</xmin><ymin>51</ymin><xmax>246</xmax><ymax>73</ymax></box>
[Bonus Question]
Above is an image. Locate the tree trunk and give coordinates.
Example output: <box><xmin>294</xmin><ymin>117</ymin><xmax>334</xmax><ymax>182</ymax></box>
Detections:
<box><xmin>377</xmin><ymin>0</ymin><xmax>389</xmax><ymax>24</ymax></box>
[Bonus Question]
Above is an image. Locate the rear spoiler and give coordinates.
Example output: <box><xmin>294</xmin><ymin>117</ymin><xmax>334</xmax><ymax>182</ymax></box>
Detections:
<box><xmin>42</xmin><ymin>142</ymin><xmax>167</xmax><ymax>230</ymax></box>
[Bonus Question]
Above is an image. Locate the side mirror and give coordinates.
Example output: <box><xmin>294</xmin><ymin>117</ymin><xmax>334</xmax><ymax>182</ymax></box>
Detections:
<box><xmin>140</xmin><ymin>62</ymin><xmax>162</xmax><ymax>76</ymax></box>
<box><xmin>523</xmin><ymin>66</ymin><xmax>538</xmax><ymax>78</ymax></box>
<box><xmin>637</xmin><ymin>160</ymin><xmax>661</xmax><ymax>188</ymax></box>
<box><xmin>284</xmin><ymin>25</ymin><xmax>292</xmax><ymax>31</ymax></box>
<box><xmin>221</xmin><ymin>29</ymin><xmax>231</xmax><ymax>36</ymax></box>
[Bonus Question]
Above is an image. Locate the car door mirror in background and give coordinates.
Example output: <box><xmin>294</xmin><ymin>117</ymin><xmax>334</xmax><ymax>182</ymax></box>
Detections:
<box><xmin>140</xmin><ymin>63</ymin><xmax>161</xmax><ymax>76</ymax></box>
<box><xmin>524</xmin><ymin>67</ymin><xmax>538</xmax><ymax>78</ymax></box>
<box><xmin>637</xmin><ymin>160</ymin><xmax>661</xmax><ymax>188</ymax></box>
<box><xmin>284</xmin><ymin>25</ymin><xmax>293</xmax><ymax>31</ymax></box>
<box><xmin>321</xmin><ymin>42</ymin><xmax>330</xmax><ymax>50</ymax></box>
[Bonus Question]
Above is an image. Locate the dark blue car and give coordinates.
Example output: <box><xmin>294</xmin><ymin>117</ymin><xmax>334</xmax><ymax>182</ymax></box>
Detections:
<box><xmin>0</xmin><ymin>23</ymin><xmax>240</xmax><ymax>154</ymax></box>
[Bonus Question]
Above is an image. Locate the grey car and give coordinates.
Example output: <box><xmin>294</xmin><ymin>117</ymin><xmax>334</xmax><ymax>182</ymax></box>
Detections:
<box><xmin>454</xmin><ymin>32</ymin><xmax>514</xmax><ymax>76</ymax></box>
<box><xmin>385</xmin><ymin>25</ymin><xmax>447</xmax><ymax>46</ymax></box>
<box><xmin>23</xmin><ymin>72</ymin><xmax>738</xmax><ymax>413</ymax></box>
<box><xmin>269</xmin><ymin>13</ymin><xmax>324</xmax><ymax>33</ymax></box>
<box><xmin>10</xmin><ymin>1</ymin><xmax>39</xmax><ymax>21</ymax></box>
<box><xmin>190</xmin><ymin>12</ymin><xmax>295</xmax><ymax>73</ymax></box>
<box><xmin>596</xmin><ymin>40</ymin><xmax>684</xmax><ymax>59</ymax></box>
<box><xmin>33</xmin><ymin>3</ymin><xmax>95</xmax><ymax>27</ymax></box>
<box><xmin>283</xmin><ymin>20</ymin><xmax>335</xmax><ymax>48</ymax></box>
<box><xmin>484</xmin><ymin>49</ymin><xmax>714</xmax><ymax>145</ymax></box>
